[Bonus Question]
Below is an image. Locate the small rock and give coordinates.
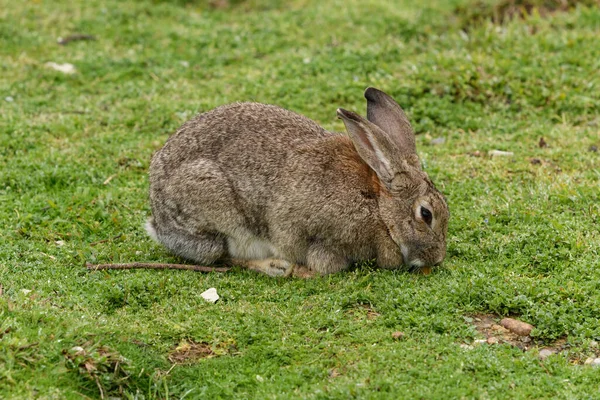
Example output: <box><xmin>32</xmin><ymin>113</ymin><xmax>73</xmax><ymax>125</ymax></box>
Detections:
<box><xmin>55</xmin><ymin>240</ymin><xmax>65</xmax><ymax>246</ymax></box>
<box><xmin>200</xmin><ymin>288</ymin><xmax>219</xmax><ymax>303</ymax></box>
<box><xmin>500</xmin><ymin>318</ymin><xmax>534</xmax><ymax>336</ymax></box>
<box><xmin>584</xmin><ymin>357</ymin><xmax>600</xmax><ymax>367</ymax></box>
<box><xmin>469</xmin><ymin>150</ymin><xmax>482</xmax><ymax>157</ymax></box>
<box><xmin>45</xmin><ymin>62</ymin><xmax>76</xmax><ymax>74</ymax></box>
<box><xmin>480</xmin><ymin>323</ymin><xmax>492</xmax><ymax>329</ymax></box>
<box><xmin>491</xmin><ymin>324</ymin><xmax>509</xmax><ymax>334</ymax></box>
<box><xmin>391</xmin><ymin>331</ymin><xmax>404</xmax><ymax>340</ymax></box>
<box><xmin>430</xmin><ymin>137</ymin><xmax>446</xmax><ymax>145</ymax></box>
<box><xmin>5</xmin><ymin>96</ymin><xmax>14</xmax><ymax>102</ymax></box>
<box><xmin>489</xmin><ymin>150</ymin><xmax>514</xmax><ymax>157</ymax></box>
<box><xmin>590</xmin><ymin>340</ymin><xmax>598</xmax><ymax>348</ymax></box>
<box><xmin>21</xmin><ymin>289</ymin><xmax>32</xmax><ymax>295</ymax></box>
<box><xmin>70</xmin><ymin>346</ymin><xmax>85</xmax><ymax>354</ymax></box>
<box><xmin>530</xmin><ymin>158</ymin><xmax>542</xmax><ymax>165</ymax></box>
<box><xmin>487</xmin><ymin>337</ymin><xmax>499</xmax><ymax>344</ymax></box>
<box><xmin>256</xmin><ymin>375</ymin><xmax>264</xmax><ymax>382</ymax></box>
<box><xmin>520</xmin><ymin>336</ymin><xmax>531</xmax><ymax>343</ymax></box>
<box><xmin>473</xmin><ymin>339</ymin><xmax>487</xmax><ymax>345</ymax></box>
<box><xmin>538</xmin><ymin>349</ymin><xmax>555</xmax><ymax>360</ymax></box>
<box><xmin>179</xmin><ymin>61</ymin><xmax>190</xmax><ymax>68</ymax></box>
<box><xmin>589</xmin><ymin>145</ymin><xmax>598</xmax><ymax>153</ymax></box>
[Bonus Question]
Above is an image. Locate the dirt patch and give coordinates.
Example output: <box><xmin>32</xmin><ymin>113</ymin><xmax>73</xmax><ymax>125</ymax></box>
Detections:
<box><xmin>454</xmin><ymin>0</ymin><xmax>599</xmax><ymax>28</ymax></box>
<box><xmin>168</xmin><ymin>339</ymin><xmax>215</xmax><ymax>364</ymax></box>
<box><xmin>63</xmin><ymin>341</ymin><xmax>131</xmax><ymax>397</ymax></box>
<box><xmin>468</xmin><ymin>314</ymin><xmax>541</xmax><ymax>350</ymax></box>
<box><xmin>464</xmin><ymin>314</ymin><xmax>600</xmax><ymax>364</ymax></box>
<box><xmin>465</xmin><ymin>314</ymin><xmax>575</xmax><ymax>358</ymax></box>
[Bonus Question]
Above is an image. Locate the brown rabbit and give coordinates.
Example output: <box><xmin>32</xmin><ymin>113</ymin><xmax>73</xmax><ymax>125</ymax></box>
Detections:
<box><xmin>146</xmin><ymin>87</ymin><xmax>449</xmax><ymax>276</ymax></box>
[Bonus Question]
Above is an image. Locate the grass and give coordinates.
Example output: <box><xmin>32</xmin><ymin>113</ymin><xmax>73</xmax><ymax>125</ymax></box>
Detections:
<box><xmin>1</xmin><ymin>0</ymin><xmax>600</xmax><ymax>398</ymax></box>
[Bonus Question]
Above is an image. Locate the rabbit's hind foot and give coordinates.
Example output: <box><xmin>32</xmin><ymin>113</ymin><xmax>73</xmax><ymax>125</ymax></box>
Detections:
<box><xmin>231</xmin><ymin>258</ymin><xmax>297</xmax><ymax>277</ymax></box>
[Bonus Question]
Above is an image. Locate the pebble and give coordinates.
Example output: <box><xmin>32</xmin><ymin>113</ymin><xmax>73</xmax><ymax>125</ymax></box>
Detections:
<box><xmin>583</xmin><ymin>357</ymin><xmax>600</xmax><ymax>367</ymax></box>
<box><xmin>473</xmin><ymin>339</ymin><xmax>487</xmax><ymax>345</ymax></box>
<box><xmin>200</xmin><ymin>287</ymin><xmax>219</xmax><ymax>303</ymax></box>
<box><xmin>488</xmin><ymin>150</ymin><xmax>514</xmax><ymax>157</ymax></box>
<box><xmin>5</xmin><ymin>96</ymin><xmax>14</xmax><ymax>102</ymax></box>
<box><xmin>500</xmin><ymin>318</ymin><xmax>534</xmax><ymax>336</ymax></box>
<box><xmin>590</xmin><ymin>341</ymin><xmax>598</xmax><ymax>348</ymax></box>
<box><xmin>487</xmin><ymin>337</ymin><xmax>499</xmax><ymax>345</ymax></box>
<box><xmin>431</xmin><ymin>137</ymin><xmax>446</xmax><ymax>145</ymax></box>
<box><xmin>45</xmin><ymin>62</ymin><xmax>76</xmax><ymax>74</ymax></box>
<box><xmin>538</xmin><ymin>349</ymin><xmax>555</xmax><ymax>360</ymax></box>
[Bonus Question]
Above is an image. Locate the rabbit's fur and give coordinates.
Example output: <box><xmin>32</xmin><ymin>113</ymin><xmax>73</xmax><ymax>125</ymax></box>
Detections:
<box><xmin>147</xmin><ymin>88</ymin><xmax>448</xmax><ymax>276</ymax></box>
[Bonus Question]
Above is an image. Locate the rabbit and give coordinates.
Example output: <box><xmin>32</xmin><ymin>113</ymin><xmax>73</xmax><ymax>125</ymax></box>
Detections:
<box><xmin>146</xmin><ymin>87</ymin><xmax>449</xmax><ymax>276</ymax></box>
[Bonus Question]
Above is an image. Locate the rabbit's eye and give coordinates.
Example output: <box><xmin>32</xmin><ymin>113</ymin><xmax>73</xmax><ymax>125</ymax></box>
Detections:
<box><xmin>420</xmin><ymin>207</ymin><xmax>433</xmax><ymax>225</ymax></box>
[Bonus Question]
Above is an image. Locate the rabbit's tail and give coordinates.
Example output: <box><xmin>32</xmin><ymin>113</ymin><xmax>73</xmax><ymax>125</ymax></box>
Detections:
<box><xmin>145</xmin><ymin>218</ymin><xmax>159</xmax><ymax>242</ymax></box>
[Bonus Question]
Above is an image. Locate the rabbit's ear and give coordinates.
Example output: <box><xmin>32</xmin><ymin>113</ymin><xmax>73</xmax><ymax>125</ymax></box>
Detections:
<box><xmin>364</xmin><ymin>87</ymin><xmax>416</xmax><ymax>158</ymax></box>
<box><xmin>337</xmin><ymin>108</ymin><xmax>394</xmax><ymax>184</ymax></box>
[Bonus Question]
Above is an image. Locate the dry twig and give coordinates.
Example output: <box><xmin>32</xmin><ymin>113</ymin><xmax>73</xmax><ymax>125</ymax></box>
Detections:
<box><xmin>85</xmin><ymin>262</ymin><xmax>230</xmax><ymax>273</ymax></box>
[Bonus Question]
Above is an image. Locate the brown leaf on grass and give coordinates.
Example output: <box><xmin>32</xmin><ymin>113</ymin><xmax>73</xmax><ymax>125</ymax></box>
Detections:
<box><xmin>168</xmin><ymin>339</ymin><xmax>214</xmax><ymax>364</ymax></box>
<box><xmin>539</xmin><ymin>137</ymin><xmax>548</xmax><ymax>148</ymax></box>
<box><xmin>392</xmin><ymin>331</ymin><xmax>405</xmax><ymax>340</ymax></box>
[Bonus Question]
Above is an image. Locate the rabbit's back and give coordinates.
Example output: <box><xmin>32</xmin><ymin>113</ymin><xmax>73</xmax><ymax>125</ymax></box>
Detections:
<box><xmin>149</xmin><ymin>102</ymin><xmax>338</xmax><ymax>247</ymax></box>
<box><xmin>152</xmin><ymin>102</ymin><xmax>331</xmax><ymax>173</ymax></box>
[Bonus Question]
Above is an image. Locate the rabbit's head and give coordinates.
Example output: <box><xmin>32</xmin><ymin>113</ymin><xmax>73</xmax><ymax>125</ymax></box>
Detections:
<box><xmin>338</xmin><ymin>87</ymin><xmax>449</xmax><ymax>269</ymax></box>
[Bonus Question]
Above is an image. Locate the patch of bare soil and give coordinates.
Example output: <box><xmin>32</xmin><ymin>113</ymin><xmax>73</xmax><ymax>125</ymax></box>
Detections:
<box><xmin>469</xmin><ymin>314</ymin><xmax>547</xmax><ymax>351</ymax></box>
<box><xmin>168</xmin><ymin>339</ymin><xmax>214</xmax><ymax>364</ymax></box>
<box><xmin>455</xmin><ymin>0</ymin><xmax>600</xmax><ymax>28</ymax></box>
<box><xmin>464</xmin><ymin>315</ymin><xmax>600</xmax><ymax>365</ymax></box>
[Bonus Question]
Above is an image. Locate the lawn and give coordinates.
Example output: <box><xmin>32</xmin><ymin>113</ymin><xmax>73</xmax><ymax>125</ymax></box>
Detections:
<box><xmin>1</xmin><ymin>0</ymin><xmax>600</xmax><ymax>398</ymax></box>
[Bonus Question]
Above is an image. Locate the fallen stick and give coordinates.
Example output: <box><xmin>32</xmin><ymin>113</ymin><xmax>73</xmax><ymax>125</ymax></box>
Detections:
<box><xmin>85</xmin><ymin>262</ymin><xmax>230</xmax><ymax>273</ymax></box>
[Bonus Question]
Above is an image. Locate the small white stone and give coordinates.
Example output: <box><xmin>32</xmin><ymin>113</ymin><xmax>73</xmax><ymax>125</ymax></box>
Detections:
<box><xmin>473</xmin><ymin>339</ymin><xmax>487</xmax><ymax>345</ymax></box>
<box><xmin>200</xmin><ymin>287</ymin><xmax>219</xmax><ymax>303</ymax></box>
<box><xmin>256</xmin><ymin>375</ymin><xmax>264</xmax><ymax>382</ymax></box>
<box><xmin>55</xmin><ymin>240</ymin><xmax>65</xmax><ymax>246</ymax></box>
<box><xmin>592</xmin><ymin>358</ymin><xmax>600</xmax><ymax>367</ymax></box>
<box><xmin>45</xmin><ymin>62</ymin><xmax>76</xmax><ymax>74</ymax></box>
<box><xmin>590</xmin><ymin>340</ymin><xmax>598</xmax><ymax>348</ymax></box>
<box><xmin>71</xmin><ymin>346</ymin><xmax>85</xmax><ymax>354</ymax></box>
<box><xmin>5</xmin><ymin>96</ymin><xmax>14</xmax><ymax>102</ymax></box>
<box><xmin>584</xmin><ymin>357</ymin><xmax>594</xmax><ymax>365</ymax></box>
<box><xmin>488</xmin><ymin>150</ymin><xmax>514</xmax><ymax>157</ymax></box>
<box><xmin>21</xmin><ymin>289</ymin><xmax>32</xmax><ymax>295</ymax></box>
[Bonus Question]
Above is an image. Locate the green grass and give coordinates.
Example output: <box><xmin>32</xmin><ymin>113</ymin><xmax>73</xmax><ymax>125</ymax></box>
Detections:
<box><xmin>1</xmin><ymin>0</ymin><xmax>600</xmax><ymax>398</ymax></box>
